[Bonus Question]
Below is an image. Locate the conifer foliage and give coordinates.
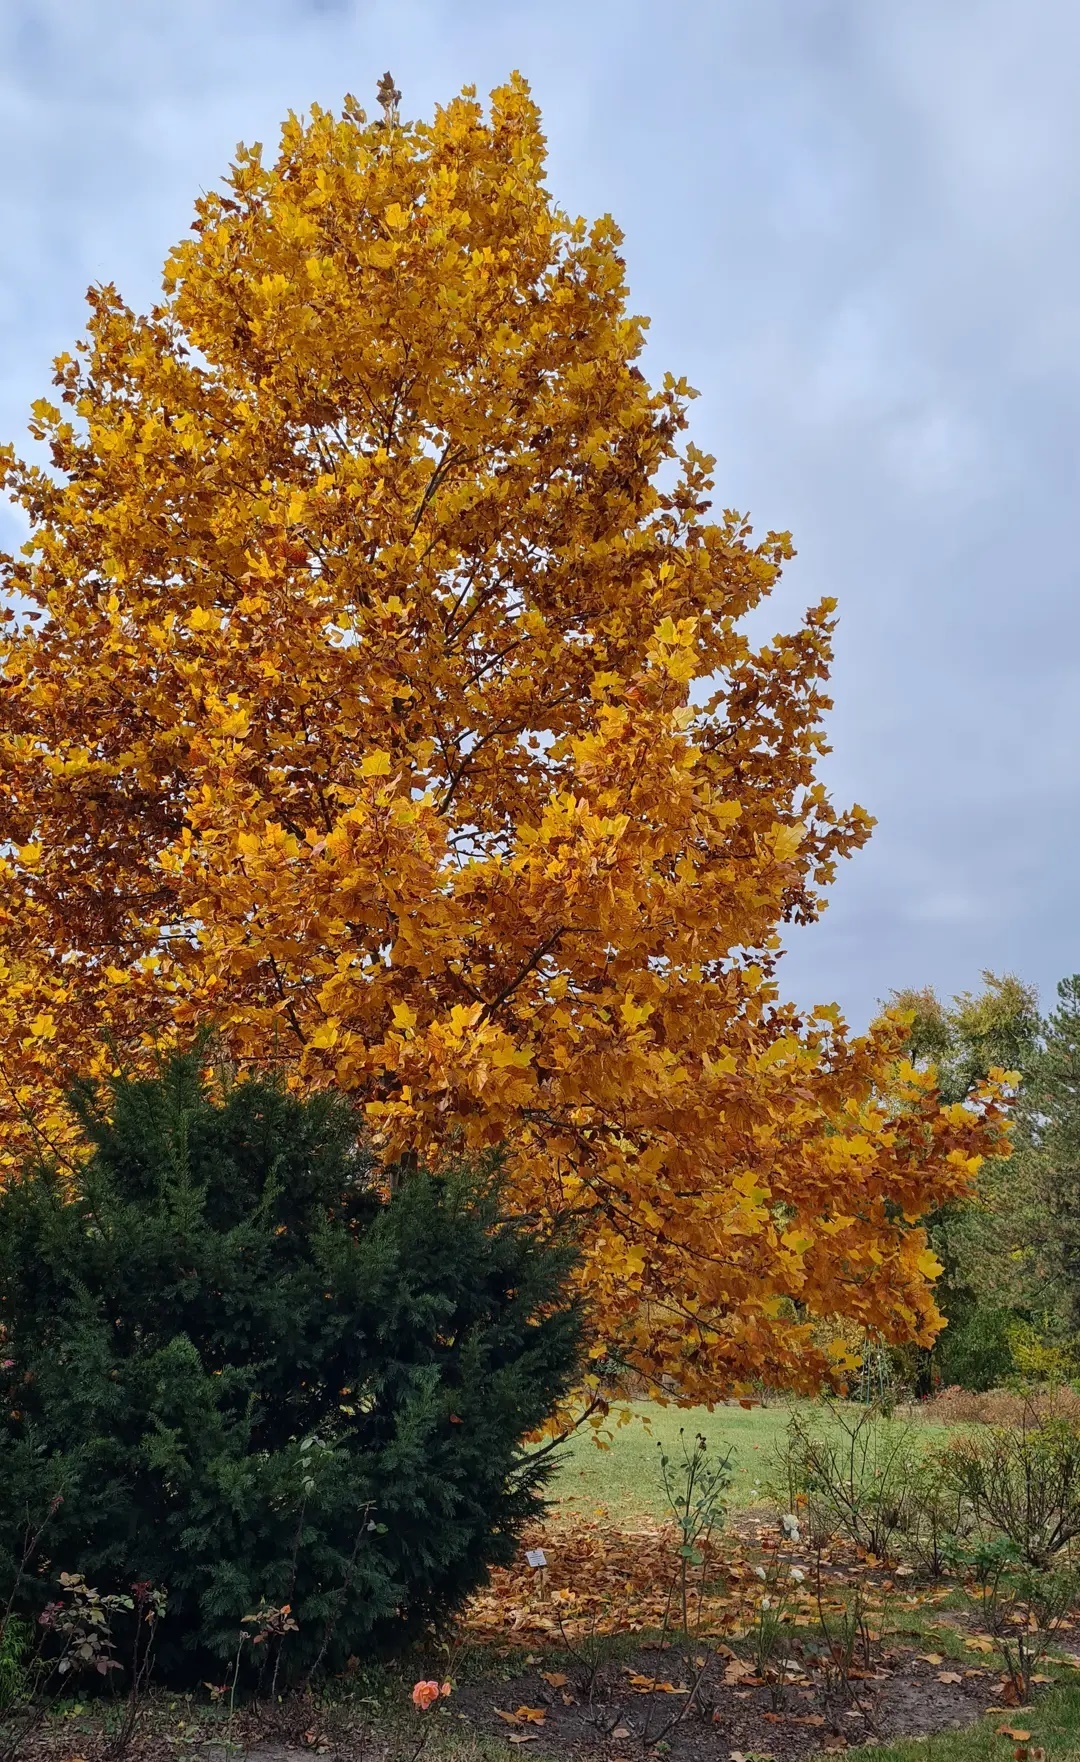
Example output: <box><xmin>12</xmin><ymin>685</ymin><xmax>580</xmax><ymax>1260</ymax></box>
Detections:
<box><xmin>0</xmin><ymin>1051</ymin><xmax>582</xmax><ymax>1680</ymax></box>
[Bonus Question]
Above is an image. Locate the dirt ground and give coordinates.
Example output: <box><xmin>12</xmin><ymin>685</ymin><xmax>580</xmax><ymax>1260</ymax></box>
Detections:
<box><xmin>448</xmin><ymin>1638</ymin><xmax>1033</xmax><ymax>1761</ymax></box>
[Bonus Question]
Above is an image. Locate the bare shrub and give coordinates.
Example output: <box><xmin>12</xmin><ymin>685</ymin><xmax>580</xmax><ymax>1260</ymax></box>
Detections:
<box><xmin>772</xmin><ymin>1403</ymin><xmax>918</xmax><ymax>1559</ymax></box>
<box><xmin>941</xmin><ymin>1412</ymin><xmax>1080</xmax><ymax>1568</ymax></box>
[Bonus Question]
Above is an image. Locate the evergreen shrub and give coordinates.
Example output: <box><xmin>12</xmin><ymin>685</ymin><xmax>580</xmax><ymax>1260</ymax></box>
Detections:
<box><xmin>0</xmin><ymin>1050</ymin><xmax>582</xmax><ymax>1682</ymax></box>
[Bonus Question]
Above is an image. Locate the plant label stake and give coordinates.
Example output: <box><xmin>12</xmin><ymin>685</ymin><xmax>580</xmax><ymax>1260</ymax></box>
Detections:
<box><xmin>526</xmin><ymin>1547</ymin><xmax>547</xmax><ymax>1599</ymax></box>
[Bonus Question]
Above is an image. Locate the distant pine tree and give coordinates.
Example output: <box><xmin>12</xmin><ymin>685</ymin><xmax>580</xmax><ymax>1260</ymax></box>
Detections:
<box><xmin>0</xmin><ymin>1048</ymin><xmax>582</xmax><ymax>1682</ymax></box>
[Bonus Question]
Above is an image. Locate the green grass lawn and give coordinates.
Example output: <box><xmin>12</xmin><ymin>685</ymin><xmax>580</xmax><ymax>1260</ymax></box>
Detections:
<box><xmin>547</xmin><ymin>1397</ymin><xmax>799</xmax><ymax>1519</ymax></box>
<box><xmin>862</xmin><ymin>1681</ymin><xmax>1080</xmax><ymax>1762</ymax></box>
<box><xmin>546</xmin><ymin>1395</ymin><xmax>959</xmax><ymax>1522</ymax></box>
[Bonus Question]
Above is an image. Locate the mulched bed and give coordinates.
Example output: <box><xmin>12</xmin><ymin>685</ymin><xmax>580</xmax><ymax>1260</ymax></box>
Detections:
<box><xmin>0</xmin><ymin>1647</ymin><xmax>1051</xmax><ymax>1762</ymax></box>
<box><xmin>449</xmin><ymin>1641</ymin><xmax>1035</xmax><ymax>1760</ymax></box>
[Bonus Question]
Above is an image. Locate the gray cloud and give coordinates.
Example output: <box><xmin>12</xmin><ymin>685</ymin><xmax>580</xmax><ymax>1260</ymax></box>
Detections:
<box><xmin>1</xmin><ymin>0</ymin><xmax>1076</xmax><ymax>1026</ymax></box>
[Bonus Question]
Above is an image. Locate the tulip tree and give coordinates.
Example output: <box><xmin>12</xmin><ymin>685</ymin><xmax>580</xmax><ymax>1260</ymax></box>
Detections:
<box><xmin>0</xmin><ymin>76</ymin><xmax>1009</xmax><ymax>1401</ymax></box>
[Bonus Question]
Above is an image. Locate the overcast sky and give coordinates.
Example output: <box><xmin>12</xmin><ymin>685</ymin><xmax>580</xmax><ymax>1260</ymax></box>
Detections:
<box><xmin>1</xmin><ymin>0</ymin><xmax>1076</xmax><ymax>1030</ymax></box>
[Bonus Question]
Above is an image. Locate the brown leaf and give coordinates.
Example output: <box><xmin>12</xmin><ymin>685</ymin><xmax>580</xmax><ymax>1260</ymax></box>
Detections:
<box><xmin>507</xmin><ymin>1733</ymin><xmax>538</xmax><ymax>1745</ymax></box>
<box><xmin>540</xmin><ymin>1671</ymin><xmax>568</xmax><ymax>1688</ymax></box>
<box><xmin>724</xmin><ymin>1658</ymin><xmax>754</xmax><ymax>1684</ymax></box>
<box><xmin>937</xmin><ymin>1671</ymin><xmax>963</xmax><ymax>1685</ymax></box>
<box><xmin>611</xmin><ymin>1726</ymin><xmax>632</xmax><ymax>1740</ymax></box>
<box><xmin>494</xmin><ymin>1710</ymin><xmax>521</xmax><ymax>1726</ymax></box>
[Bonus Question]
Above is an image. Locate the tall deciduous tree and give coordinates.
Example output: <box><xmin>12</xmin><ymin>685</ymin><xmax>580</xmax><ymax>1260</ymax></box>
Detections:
<box><xmin>0</xmin><ymin>78</ymin><xmax>1008</xmax><ymax>1400</ymax></box>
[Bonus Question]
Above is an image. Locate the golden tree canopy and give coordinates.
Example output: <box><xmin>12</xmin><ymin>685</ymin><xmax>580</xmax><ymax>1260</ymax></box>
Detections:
<box><xmin>0</xmin><ymin>77</ymin><xmax>1007</xmax><ymax>1400</ymax></box>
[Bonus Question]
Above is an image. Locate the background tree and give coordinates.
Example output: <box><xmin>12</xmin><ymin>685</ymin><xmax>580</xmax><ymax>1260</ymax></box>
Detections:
<box><xmin>0</xmin><ymin>1049</ymin><xmax>582</xmax><ymax>1681</ymax></box>
<box><xmin>0</xmin><ymin>77</ymin><xmax>1008</xmax><ymax>1401</ymax></box>
<box><xmin>1021</xmin><ymin>976</ymin><xmax>1080</xmax><ymax>1345</ymax></box>
<box><xmin>889</xmin><ymin>972</ymin><xmax>1061</xmax><ymax>1389</ymax></box>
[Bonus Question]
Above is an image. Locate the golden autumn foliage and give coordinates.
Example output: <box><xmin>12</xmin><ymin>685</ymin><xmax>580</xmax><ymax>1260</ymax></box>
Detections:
<box><xmin>0</xmin><ymin>77</ymin><xmax>1009</xmax><ymax>1400</ymax></box>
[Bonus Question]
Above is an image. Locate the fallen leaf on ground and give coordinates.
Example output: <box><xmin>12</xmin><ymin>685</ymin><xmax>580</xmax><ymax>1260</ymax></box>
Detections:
<box><xmin>997</xmin><ymin>1728</ymin><xmax>1032</xmax><ymax>1741</ymax></box>
<box><xmin>515</xmin><ymin>1707</ymin><xmax>547</xmax><ymax>1724</ymax></box>
<box><xmin>966</xmin><ymin>1636</ymin><xmax>996</xmax><ymax>1653</ymax></box>
<box><xmin>540</xmin><ymin>1671</ymin><xmax>568</xmax><ymax>1688</ymax></box>
<box><xmin>724</xmin><ymin>1659</ymin><xmax>754</xmax><ymax>1683</ymax></box>
<box><xmin>937</xmin><ymin>1671</ymin><xmax>963</xmax><ymax>1684</ymax></box>
<box><xmin>611</xmin><ymin>1726</ymin><xmax>631</xmax><ymax>1739</ymax></box>
<box><xmin>918</xmin><ymin>1653</ymin><xmax>944</xmax><ymax>1666</ymax></box>
<box><xmin>507</xmin><ymin>1733</ymin><xmax>538</xmax><ymax>1745</ymax></box>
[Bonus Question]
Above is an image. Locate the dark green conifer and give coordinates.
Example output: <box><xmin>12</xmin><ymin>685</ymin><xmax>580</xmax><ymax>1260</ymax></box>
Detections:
<box><xmin>0</xmin><ymin>1049</ymin><xmax>581</xmax><ymax>1682</ymax></box>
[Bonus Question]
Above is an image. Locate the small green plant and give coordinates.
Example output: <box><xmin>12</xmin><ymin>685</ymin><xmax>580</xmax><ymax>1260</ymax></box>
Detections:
<box><xmin>0</xmin><ymin>1619</ymin><xmax>31</xmax><ymax>1713</ymax></box>
<box><xmin>1</xmin><ymin>1571</ymin><xmax>161</xmax><ymax>1762</ymax></box>
<box><xmin>747</xmin><ymin>1556</ymin><xmax>804</xmax><ymax>1709</ymax></box>
<box><xmin>657</xmin><ymin>1429</ymin><xmax>733</xmax><ymax>1639</ymax></box>
<box><xmin>1000</xmin><ymin>1564</ymin><xmax>1080</xmax><ymax>1700</ymax></box>
<box><xmin>242</xmin><ymin>1601</ymin><xmax>299</xmax><ymax>1702</ymax></box>
<box><xmin>39</xmin><ymin>1572</ymin><xmax>131</xmax><ymax>1679</ymax></box>
<box><xmin>644</xmin><ymin>1430</ymin><xmax>733</xmax><ymax>1742</ymax></box>
<box><xmin>960</xmin><ymin>1537</ymin><xmax>1079</xmax><ymax>1700</ymax></box>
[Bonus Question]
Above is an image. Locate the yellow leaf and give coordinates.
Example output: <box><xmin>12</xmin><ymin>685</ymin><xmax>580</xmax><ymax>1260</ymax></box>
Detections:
<box><xmin>360</xmin><ymin>751</ymin><xmax>392</xmax><ymax>777</ymax></box>
<box><xmin>769</xmin><ymin>822</ymin><xmax>806</xmax><ymax>864</ymax></box>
